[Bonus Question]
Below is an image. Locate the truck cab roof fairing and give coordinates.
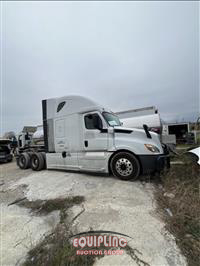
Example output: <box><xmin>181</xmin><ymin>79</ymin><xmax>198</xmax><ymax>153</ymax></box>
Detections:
<box><xmin>44</xmin><ymin>95</ymin><xmax>104</xmax><ymax>120</ymax></box>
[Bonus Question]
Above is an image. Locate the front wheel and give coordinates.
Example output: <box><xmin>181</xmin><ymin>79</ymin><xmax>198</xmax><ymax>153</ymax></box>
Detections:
<box><xmin>110</xmin><ymin>152</ymin><xmax>140</xmax><ymax>180</ymax></box>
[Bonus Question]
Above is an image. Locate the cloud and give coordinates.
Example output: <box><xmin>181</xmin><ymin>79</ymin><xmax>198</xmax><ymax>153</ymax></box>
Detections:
<box><xmin>1</xmin><ymin>1</ymin><xmax>199</xmax><ymax>134</ymax></box>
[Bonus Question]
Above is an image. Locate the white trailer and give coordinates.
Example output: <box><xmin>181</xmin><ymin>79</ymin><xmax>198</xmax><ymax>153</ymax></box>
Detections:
<box><xmin>120</xmin><ymin>114</ymin><xmax>161</xmax><ymax>132</ymax></box>
<box><xmin>116</xmin><ymin>107</ymin><xmax>161</xmax><ymax>134</ymax></box>
<box><xmin>116</xmin><ymin>108</ymin><xmax>176</xmax><ymax>147</ymax></box>
<box><xmin>116</xmin><ymin>106</ymin><xmax>157</xmax><ymax>119</ymax></box>
<box><xmin>17</xmin><ymin>96</ymin><xmax>170</xmax><ymax>180</ymax></box>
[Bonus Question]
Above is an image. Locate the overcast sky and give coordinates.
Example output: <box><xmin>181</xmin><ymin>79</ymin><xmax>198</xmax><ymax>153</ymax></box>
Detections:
<box><xmin>1</xmin><ymin>1</ymin><xmax>199</xmax><ymax>134</ymax></box>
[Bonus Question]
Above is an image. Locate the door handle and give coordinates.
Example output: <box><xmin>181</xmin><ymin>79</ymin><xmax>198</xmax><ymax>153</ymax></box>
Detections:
<box><xmin>84</xmin><ymin>140</ymin><xmax>88</xmax><ymax>147</ymax></box>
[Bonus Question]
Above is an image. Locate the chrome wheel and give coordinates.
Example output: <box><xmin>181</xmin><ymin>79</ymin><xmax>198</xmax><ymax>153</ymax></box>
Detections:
<box><xmin>115</xmin><ymin>158</ymin><xmax>133</xmax><ymax>176</ymax></box>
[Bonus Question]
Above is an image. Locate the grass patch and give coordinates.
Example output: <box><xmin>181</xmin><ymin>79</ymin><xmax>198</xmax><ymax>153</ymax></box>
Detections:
<box><xmin>23</xmin><ymin>228</ymin><xmax>150</xmax><ymax>266</ymax></box>
<box><xmin>23</xmin><ymin>228</ymin><xmax>122</xmax><ymax>266</ymax></box>
<box><xmin>155</xmin><ymin>154</ymin><xmax>200</xmax><ymax>266</ymax></box>
<box><xmin>176</xmin><ymin>144</ymin><xmax>197</xmax><ymax>149</ymax></box>
<box><xmin>20</xmin><ymin>195</ymin><xmax>93</xmax><ymax>266</ymax></box>
<box><xmin>23</xmin><ymin>225</ymin><xmax>97</xmax><ymax>266</ymax></box>
<box><xmin>18</xmin><ymin>196</ymin><xmax>84</xmax><ymax>222</ymax></box>
<box><xmin>125</xmin><ymin>245</ymin><xmax>150</xmax><ymax>266</ymax></box>
<box><xmin>20</xmin><ymin>195</ymin><xmax>150</xmax><ymax>266</ymax></box>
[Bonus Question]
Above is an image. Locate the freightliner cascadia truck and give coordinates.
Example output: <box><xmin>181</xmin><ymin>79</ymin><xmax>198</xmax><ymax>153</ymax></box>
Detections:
<box><xmin>17</xmin><ymin>95</ymin><xmax>170</xmax><ymax>180</ymax></box>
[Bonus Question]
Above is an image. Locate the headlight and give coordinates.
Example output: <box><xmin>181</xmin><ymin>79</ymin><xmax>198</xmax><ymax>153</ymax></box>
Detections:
<box><xmin>144</xmin><ymin>144</ymin><xmax>160</xmax><ymax>153</ymax></box>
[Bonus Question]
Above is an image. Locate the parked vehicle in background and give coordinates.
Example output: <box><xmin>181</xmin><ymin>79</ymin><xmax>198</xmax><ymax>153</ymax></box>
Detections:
<box><xmin>120</xmin><ymin>114</ymin><xmax>161</xmax><ymax>134</ymax></box>
<box><xmin>32</xmin><ymin>125</ymin><xmax>44</xmax><ymax>145</ymax></box>
<box><xmin>17</xmin><ymin>95</ymin><xmax>170</xmax><ymax>180</ymax></box>
<box><xmin>16</xmin><ymin>125</ymin><xmax>44</xmax><ymax>153</ymax></box>
<box><xmin>0</xmin><ymin>139</ymin><xmax>13</xmax><ymax>163</ymax></box>
<box><xmin>17</xmin><ymin>126</ymin><xmax>37</xmax><ymax>150</ymax></box>
<box><xmin>116</xmin><ymin>106</ymin><xmax>162</xmax><ymax>134</ymax></box>
<box><xmin>2</xmin><ymin>131</ymin><xmax>18</xmax><ymax>154</ymax></box>
<box><xmin>191</xmin><ymin>116</ymin><xmax>200</xmax><ymax>144</ymax></box>
<box><xmin>116</xmin><ymin>107</ymin><xmax>176</xmax><ymax>148</ymax></box>
<box><xmin>187</xmin><ymin>147</ymin><xmax>200</xmax><ymax>165</ymax></box>
<box><xmin>162</xmin><ymin>122</ymin><xmax>190</xmax><ymax>144</ymax></box>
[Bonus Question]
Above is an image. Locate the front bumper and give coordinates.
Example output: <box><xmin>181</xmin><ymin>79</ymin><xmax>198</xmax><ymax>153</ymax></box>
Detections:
<box><xmin>138</xmin><ymin>153</ymin><xmax>170</xmax><ymax>174</ymax></box>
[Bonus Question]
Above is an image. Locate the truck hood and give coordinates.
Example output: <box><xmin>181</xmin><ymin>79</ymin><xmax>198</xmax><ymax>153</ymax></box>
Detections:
<box><xmin>114</xmin><ymin>126</ymin><xmax>158</xmax><ymax>136</ymax></box>
<box><xmin>113</xmin><ymin>126</ymin><xmax>163</xmax><ymax>154</ymax></box>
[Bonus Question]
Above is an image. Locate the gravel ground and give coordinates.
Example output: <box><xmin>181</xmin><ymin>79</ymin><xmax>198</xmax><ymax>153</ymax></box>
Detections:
<box><xmin>0</xmin><ymin>161</ymin><xmax>59</xmax><ymax>266</ymax></box>
<box><xmin>0</xmin><ymin>161</ymin><xmax>187</xmax><ymax>266</ymax></box>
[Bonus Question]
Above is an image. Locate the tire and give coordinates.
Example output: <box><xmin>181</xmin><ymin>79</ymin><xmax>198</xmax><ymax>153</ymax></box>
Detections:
<box><xmin>27</xmin><ymin>151</ymin><xmax>33</xmax><ymax>157</ymax></box>
<box><xmin>18</xmin><ymin>153</ymin><xmax>31</xmax><ymax>169</ymax></box>
<box><xmin>110</xmin><ymin>152</ymin><xmax>140</xmax><ymax>180</ymax></box>
<box><xmin>30</xmin><ymin>152</ymin><xmax>45</xmax><ymax>171</ymax></box>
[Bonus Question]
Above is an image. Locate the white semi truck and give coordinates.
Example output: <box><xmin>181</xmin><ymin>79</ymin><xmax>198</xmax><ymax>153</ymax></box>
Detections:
<box><xmin>17</xmin><ymin>95</ymin><xmax>170</xmax><ymax>180</ymax></box>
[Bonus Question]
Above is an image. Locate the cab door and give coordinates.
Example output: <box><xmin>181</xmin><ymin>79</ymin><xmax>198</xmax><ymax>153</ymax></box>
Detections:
<box><xmin>78</xmin><ymin>112</ymin><xmax>108</xmax><ymax>171</ymax></box>
<box><xmin>83</xmin><ymin>112</ymin><xmax>108</xmax><ymax>151</ymax></box>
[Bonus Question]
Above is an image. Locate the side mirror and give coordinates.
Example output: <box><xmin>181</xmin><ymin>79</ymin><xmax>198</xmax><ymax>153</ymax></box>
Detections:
<box><xmin>93</xmin><ymin>115</ymin><xmax>103</xmax><ymax>130</ymax></box>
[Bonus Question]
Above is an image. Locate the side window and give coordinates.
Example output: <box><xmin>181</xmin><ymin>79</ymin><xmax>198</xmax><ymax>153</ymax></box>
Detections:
<box><xmin>25</xmin><ymin>133</ymin><xmax>30</xmax><ymax>140</ymax></box>
<box><xmin>57</xmin><ymin>101</ymin><xmax>66</xmax><ymax>113</ymax></box>
<box><xmin>84</xmin><ymin>113</ymin><xmax>101</xmax><ymax>130</ymax></box>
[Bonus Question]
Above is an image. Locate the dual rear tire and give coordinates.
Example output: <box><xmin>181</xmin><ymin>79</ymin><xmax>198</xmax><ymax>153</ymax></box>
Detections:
<box><xmin>31</xmin><ymin>153</ymin><xmax>45</xmax><ymax>171</ymax></box>
<box><xmin>18</xmin><ymin>152</ymin><xmax>45</xmax><ymax>171</ymax></box>
<box><xmin>18</xmin><ymin>153</ymin><xmax>31</xmax><ymax>169</ymax></box>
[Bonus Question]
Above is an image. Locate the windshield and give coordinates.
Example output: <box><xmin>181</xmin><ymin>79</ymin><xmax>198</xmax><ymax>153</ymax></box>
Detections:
<box><xmin>102</xmin><ymin>112</ymin><xmax>121</xmax><ymax>127</ymax></box>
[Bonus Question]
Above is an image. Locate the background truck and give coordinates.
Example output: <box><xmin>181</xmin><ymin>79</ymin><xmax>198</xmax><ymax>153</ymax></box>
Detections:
<box><xmin>117</xmin><ymin>107</ymin><xmax>176</xmax><ymax>148</ymax></box>
<box><xmin>116</xmin><ymin>106</ymin><xmax>161</xmax><ymax>130</ymax></box>
<box><xmin>17</xmin><ymin>95</ymin><xmax>169</xmax><ymax>180</ymax></box>
<box><xmin>16</xmin><ymin>125</ymin><xmax>44</xmax><ymax>154</ymax></box>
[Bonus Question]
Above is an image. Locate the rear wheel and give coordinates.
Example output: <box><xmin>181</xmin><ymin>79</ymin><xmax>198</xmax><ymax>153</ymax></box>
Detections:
<box><xmin>110</xmin><ymin>152</ymin><xmax>140</xmax><ymax>180</ymax></box>
<box><xmin>18</xmin><ymin>153</ymin><xmax>30</xmax><ymax>169</ymax></box>
<box><xmin>31</xmin><ymin>152</ymin><xmax>45</xmax><ymax>171</ymax></box>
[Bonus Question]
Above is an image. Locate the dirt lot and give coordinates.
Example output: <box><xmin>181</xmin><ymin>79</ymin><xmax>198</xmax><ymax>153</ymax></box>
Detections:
<box><xmin>0</xmin><ymin>160</ymin><xmax>186</xmax><ymax>266</ymax></box>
